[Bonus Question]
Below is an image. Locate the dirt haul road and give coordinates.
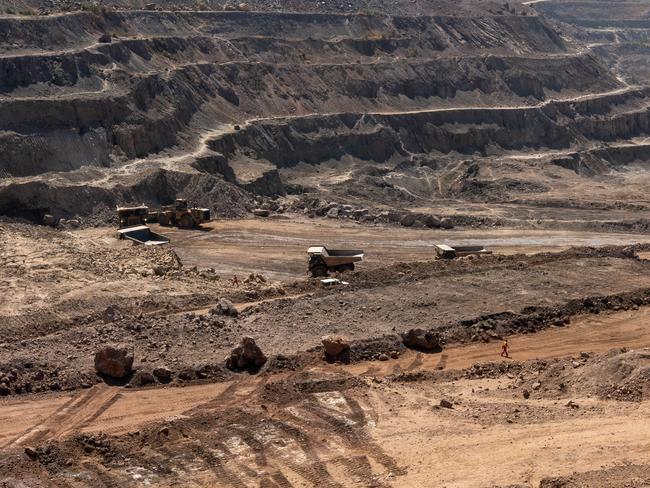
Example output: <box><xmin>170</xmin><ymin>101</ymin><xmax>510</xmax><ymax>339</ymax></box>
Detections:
<box><xmin>2</xmin><ymin>307</ymin><xmax>650</xmax><ymax>487</ymax></box>
<box><xmin>136</xmin><ymin>218</ymin><xmax>650</xmax><ymax>280</ymax></box>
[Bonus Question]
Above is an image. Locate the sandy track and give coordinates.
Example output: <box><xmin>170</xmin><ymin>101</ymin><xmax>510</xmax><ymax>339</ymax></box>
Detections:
<box><xmin>153</xmin><ymin>219</ymin><xmax>650</xmax><ymax>281</ymax></box>
<box><xmin>337</xmin><ymin>306</ymin><xmax>650</xmax><ymax>377</ymax></box>
<box><xmin>1</xmin><ymin>306</ymin><xmax>649</xmax><ymax>451</ymax></box>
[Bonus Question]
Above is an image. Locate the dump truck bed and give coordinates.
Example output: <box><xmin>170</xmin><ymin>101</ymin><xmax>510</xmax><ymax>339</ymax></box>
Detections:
<box><xmin>450</xmin><ymin>245</ymin><xmax>492</xmax><ymax>256</ymax></box>
<box><xmin>117</xmin><ymin>225</ymin><xmax>170</xmax><ymax>246</ymax></box>
<box><xmin>434</xmin><ymin>244</ymin><xmax>491</xmax><ymax>259</ymax></box>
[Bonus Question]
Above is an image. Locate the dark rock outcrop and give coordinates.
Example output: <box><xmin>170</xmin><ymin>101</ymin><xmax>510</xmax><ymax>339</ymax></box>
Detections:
<box><xmin>94</xmin><ymin>346</ymin><xmax>134</xmax><ymax>379</ymax></box>
<box><xmin>225</xmin><ymin>337</ymin><xmax>267</xmax><ymax>372</ymax></box>
<box><xmin>401</xmin><ymin>328</ymin><xmax>440</xmax><ymax>351</ymax></box>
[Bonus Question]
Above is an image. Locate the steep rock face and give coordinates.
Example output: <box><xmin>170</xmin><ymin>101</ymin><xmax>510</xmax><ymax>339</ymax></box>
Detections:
<box><xmin>0</xmin><ymin>52</ymin><xmax>616</xmax><ymax>177</ymax></box>
<box><xmin>0</xmin><ymin>12</ymin><xmax>567</xmax><ymax>56</ymax></box>
<box><xmin>209</xmin><ymin>106</ymin><xmax>578</xmax><ymax>169</ymax></box>
<box><xmin>240</xmin><ymin>169</ymin><xmax>286</xmax><ymax>196</ymax></box>
<box><xmin>0</xmin><ymin>169</ymin><xmax>253</xmax><ymax>219</ymax></box>
<box><xmin>0</xmin><ymin>3</ymin><xmax>643</xmax><ymax>219</ymax></box>
<box><xmin>0</xmin><ymin>8</ymin><xmax>582</xmax><ymax>179</ymax></box>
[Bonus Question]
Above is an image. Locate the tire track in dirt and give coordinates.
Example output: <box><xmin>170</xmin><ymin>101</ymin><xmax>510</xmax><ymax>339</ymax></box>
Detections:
<box><xmin>2</xmin><ymin>384</ymin><xmax>120</xmax><ymax>449</ymax></box>
<box><xmin>254</xmin><ymin>389</ymin><xmax>402</xmax><ymax>486</ymax></box>
<box><xmin>185</xmin><ymin>383</ymin><xmax>394</xmax><ymax>488</ymax></box>
<box><xmin>3</xmin><ymin>307</ymin><xmax>650</xmax><ymax>454</ymax></box>
<box><xmin>0</xmin><ymin>394</ymin><xmax>78</xmax><ymax>449</ymax></box>
<box><xmin>182</xmin><ymin>373</ymin><xmax>269</xmax><ymax>416</ymax></box>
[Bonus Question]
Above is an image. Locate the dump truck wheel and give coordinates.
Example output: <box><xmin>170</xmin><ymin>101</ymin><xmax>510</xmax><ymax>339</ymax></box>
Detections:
<box><xmin>179</xmin><ymin>214</ymin><xmax>194</xmax><ymax>229</ymax></box>
<box><xmin>158</xmin><ymin>214</ymin><xmax>171</xmax><ymax>226</ymax></box>
<box><xmin>309</xmin><ymin>265</ymin><xmax>328</xmax><ymax>278</ymax></box>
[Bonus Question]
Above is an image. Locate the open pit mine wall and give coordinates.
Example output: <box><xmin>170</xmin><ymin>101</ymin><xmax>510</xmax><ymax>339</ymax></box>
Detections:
<box><xmin>0</xmin><ymin>8</ymin><xmax>643</xmax><ymax>217</ymax></box>
<box><xmin>0</xmin><ymin>11</ymin><xmax>566</xmax><ymax>53</ymax></box>
<box><xmin>0</xmin><ymin>52</ymin><xmax>620</xmax><ymax>178</ymax></box>
<box><xmin>0</xmin><ymin>169</ymin><xmax>254</xmax><ymax>221</ymax></box>
<box><xmin>0</xmin><ymin>10</ymin><xmax>583</xmax><ymax>177</ymax></box>
<box><xmin>208</xmin><ymin>94</ymin><xmax>650</xmax><ymax>165</ymax></box>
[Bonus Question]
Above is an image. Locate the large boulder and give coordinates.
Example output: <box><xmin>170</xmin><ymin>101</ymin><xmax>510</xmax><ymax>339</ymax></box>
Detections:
<box><xmin>326</xmin><ymin>207</ymin><xmax>340</xmax><ymax>219</ymax></box>
<box><xmin>321</xmin><ymin>335</ymin><xmax>350</xmax><ymax>359</ymax></box>
<box><xmin>225</xmin><ymin>337</ymin><xmax>267</xmax><ymax>372</ymax></box>
<box><xmin>94</xmin><ymin>346</ymin><xmax>134</xmax><ymax>378</ymax></box>
<box><xmin>401</xmin><ymin>328</ymin><xmax>440</xmax><ymax>351</ymax></box>
<box><xmin>252</xmin><ymin>208</ymin><xmax>270</xmax><ymax>217</ymax></box>
<box><xmin>399</xmin><ymin>213</ymin><xmax>416</xmax><ymax>227</ymax></box>
<box><xmin>210</xmin><ymin>298</ymin><xmax>238</xmax><ymax>317</ymax></box>
<box><xmin>422</xmin><ymin>214</ymin><xmax>441</xmax><ymax>228</ymax></box>
<box><xmin>440</xmin><ymin>217</ymin><xmax>454</xmax><ymax>229</ymax></box>
<box><xmin>128</xmin><ymin>370</ymin><xmax>156</xmax><ymax>387</ymax></box>
<box><xmin>153</xmin><ymin>366</ymin><xmax>173</xmax><ymax>382</ymax></box>
<box><xmin>321</xmin><ymin>335</ymin><xmax>351</xmax><ymax>363</ymax></box>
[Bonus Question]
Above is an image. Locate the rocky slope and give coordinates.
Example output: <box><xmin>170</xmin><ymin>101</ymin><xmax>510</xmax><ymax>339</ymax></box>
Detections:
<box><xmin>1</xmin><ymin>1</ymin><xmax>648</xmax><ymax>227</ymax></box>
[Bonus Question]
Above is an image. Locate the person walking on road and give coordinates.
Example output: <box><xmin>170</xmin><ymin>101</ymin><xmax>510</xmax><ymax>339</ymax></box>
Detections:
<box><xmin>501</xmin><ymin>339</ymin><xmax>509</xmax><ymax>358</ymax></box>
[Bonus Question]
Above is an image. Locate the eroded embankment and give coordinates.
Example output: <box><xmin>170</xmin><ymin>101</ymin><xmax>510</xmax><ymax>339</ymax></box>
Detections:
<box><xmin>0</xmin><ymin>11</ymin><xmax>566</xmax><ymax>56</ymax></box>
<box><xmin>207</xmin><ymin>87</ymin><xmax>650</xmax><ymax>170</ymax></box>
<box><xmin>0</xmin><ymin>47</ymin><xmax>610</xmax><ymax>179</ymax></box>
<box><xmin>0</xmin><ymin>8</ymin><xmax>591</xmax><ymax>220</ymax></box>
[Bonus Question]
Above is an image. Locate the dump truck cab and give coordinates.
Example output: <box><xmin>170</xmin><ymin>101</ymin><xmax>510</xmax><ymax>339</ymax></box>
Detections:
<box><xmin>307</xmin><ymin>246</ymin><xmax>364</xmax><ymax>277</ymax></box>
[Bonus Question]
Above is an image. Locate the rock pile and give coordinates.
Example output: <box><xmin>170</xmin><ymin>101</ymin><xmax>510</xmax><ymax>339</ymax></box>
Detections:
<box><xmin>292</xmin><ymin>198</ymin><xmax>454</xmax><ymax>229</ymax></box>
<box><xmin>250</xmin><ymin>198</ymin><xmax>287</xmax><ymax>218</ymax></box>
<box><xmin>210</xmin><ymin>298</ymin><xmax>239</xmax><ymax>317</ymax></box>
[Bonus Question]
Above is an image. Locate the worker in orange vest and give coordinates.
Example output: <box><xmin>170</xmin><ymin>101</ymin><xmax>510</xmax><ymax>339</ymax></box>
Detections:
<box><xmin>501</xmin><ymin>339</ymin><xmax>509</xmax><ymax>358</ymax></box>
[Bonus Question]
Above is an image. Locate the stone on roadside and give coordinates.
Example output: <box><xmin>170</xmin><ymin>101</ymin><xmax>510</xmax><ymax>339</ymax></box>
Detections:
<box><xmin>225</xmin><ymin>337</ymin><xmax>267</xmax><ymax>372</ymax></box>
<box><xmin>94</xmin><ymin>346</ymin><xmax>134</xmax><ymax>379</ymax></box>
<box><xmin>252</xmin><ymin>208</ymin><xmax>270</xmax><ymax>217</ymax></box>
<box><xmin>153</xmin><ymin>367</ymin><xmax>173</xmax><ymax>382</ymax></box>
<box><xmin>321</xmin><ymin>335</ymin><xmax>350</xmax><ymax>362</ymax></box>
<box><xmin>210</xmin><ymin>298</ymin><xmax>239</xmax><ymax>317</ymax></box>
<box><xmin>401</xmin><ymin>328</ymin><xmax>439</xmax><ymax>350</ymax></box>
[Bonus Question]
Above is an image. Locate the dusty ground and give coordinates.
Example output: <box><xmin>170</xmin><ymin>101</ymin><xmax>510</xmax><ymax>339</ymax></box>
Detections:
<box><xmin>1</xmin><ymin>308</ymin><xmax>649</xmax><ymax>487</ymax></box>
<box><xmin>2</xmin><ymin>216</ymin><xmax>650</xmax><ymax>486</ymax></box>
<box><xmin>2</xmin><ymin>218</ymin><xmax>650</xmax><ymax>393</ymax></box>
<box><xmin>155</xmin><ymin>217</ymin><xmax>650</xmax><ymax>280</ymax></box>
<box><xmin>2</xmin><ymin>0</ymin><xmax>650</xmax><ymax>486</ymax></box>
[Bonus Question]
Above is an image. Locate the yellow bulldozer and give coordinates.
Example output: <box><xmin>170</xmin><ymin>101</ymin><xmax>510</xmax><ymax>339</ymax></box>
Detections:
<box><xmin>152</xmin><ymin>199</ymin><xmax>211</xmax><ymax>229</ymax></box>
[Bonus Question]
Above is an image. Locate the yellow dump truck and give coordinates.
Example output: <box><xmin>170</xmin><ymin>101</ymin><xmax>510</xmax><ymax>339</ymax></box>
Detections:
<box><xmin>307</xmin><ymin>246</ymin><xmax>364</xmax><ymax>277</ymax></box>
<box><xmin>434</xmin><ymin>244</ymin><xmax>492</xmax><ymax>259</ymax></box>
<box><xmin>117</xmin><ymin>199</ymin><xmax>211</xmax><ymax>229</ymax></box>
<box><xmin>117</xmin><ymin>205</ymin><xmax>149</xmax><ymax>228</ymax></box>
